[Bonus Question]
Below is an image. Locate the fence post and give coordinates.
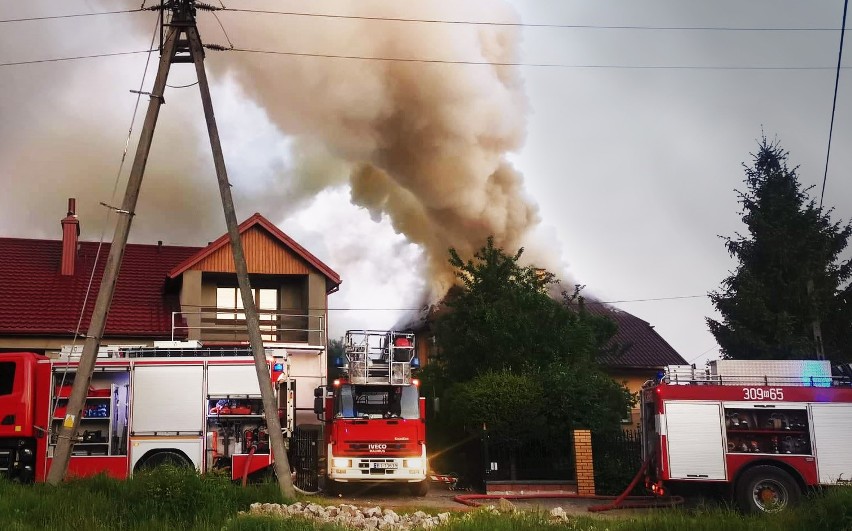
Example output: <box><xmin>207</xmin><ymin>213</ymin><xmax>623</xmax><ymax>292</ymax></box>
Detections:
<box><xmin>572</xmin><ymin>429</ymin><xmax>595</xmax><ymax>496</ymax></box>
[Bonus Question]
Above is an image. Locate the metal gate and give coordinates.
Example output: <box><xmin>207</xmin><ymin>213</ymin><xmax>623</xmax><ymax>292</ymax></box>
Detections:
<box><xmin>289</xmin><ymin>427</ymin><xmax>320</xmax><ymax>492</ymax></box>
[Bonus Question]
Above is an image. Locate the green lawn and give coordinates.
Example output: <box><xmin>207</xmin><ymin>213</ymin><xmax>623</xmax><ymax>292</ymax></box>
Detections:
<box><xmin>1</xmin><ymin>469</ymin><xmax>850</xmax><ymax>530</ymax></box>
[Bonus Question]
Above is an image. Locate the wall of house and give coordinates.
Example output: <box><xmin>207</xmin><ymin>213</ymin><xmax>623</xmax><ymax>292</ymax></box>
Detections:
<box><xmin>179</xmin><ymin>270</ymin><xmax>203</xmax><ymax>340</ymax></box>
<box><xmin>0</xmin><ymin>336</ymin><xmax>158</xmax><ymax>357</ymax></box>
<box><xmin>604</xmin><ymin>368</ymin><xmax>657</xmax><ymax>430</ymax></box>
<box><xmin>306</xmin><ymin>272</ymin><xmax>327</xmax><ymax>346</ymax></box>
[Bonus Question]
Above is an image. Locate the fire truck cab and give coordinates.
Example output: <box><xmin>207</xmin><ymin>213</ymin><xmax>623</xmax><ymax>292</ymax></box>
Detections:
<box><xmin>315</xmin><ymin>330</ymin><xmax>428</xmax><ymax>496</ymax></box>
<box><xmin>641</xmin><ymin>359</ymin><xmax>852</xmax><ymax>513</ymax></box>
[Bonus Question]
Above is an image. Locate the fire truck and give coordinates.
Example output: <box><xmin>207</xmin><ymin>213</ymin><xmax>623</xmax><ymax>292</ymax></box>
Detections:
<box><xmin>314</xmin><ymin>330</ymin><xmax>428</xmax><ymax>496</ymax></box>
<box><xmin>0</xmin><ymin>342</ymin><xmax>295</xmax><ymax>483</ymax></box>
<box><xmin>641</xmin><ymin>359</ymin><xmax>852</xmax><ymax>513</ymax></box>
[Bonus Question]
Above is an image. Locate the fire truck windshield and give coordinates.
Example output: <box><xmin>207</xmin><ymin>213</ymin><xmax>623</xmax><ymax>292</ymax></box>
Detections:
<box><xmin>335</xmin><ymin>384</ymin><xmax>419</xmax><ymax>420</ymax></box>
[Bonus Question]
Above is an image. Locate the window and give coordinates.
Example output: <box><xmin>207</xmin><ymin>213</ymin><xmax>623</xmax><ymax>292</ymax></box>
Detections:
<box><xmin>334</xmin><ymin>385</ymin><xmax>420</xmax><ymax>420</ymax></box>
<box><xmin>216</xmin><ymin>287</ymin><xmax>278</xmax><ymax>341</ymax></box>
<box><xmin>0</xmin><ymin>362</ymin><xmax>15</xmax><ymax>396</ymax></box>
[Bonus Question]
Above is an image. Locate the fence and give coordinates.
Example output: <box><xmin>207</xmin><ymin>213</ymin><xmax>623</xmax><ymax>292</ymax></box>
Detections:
<box><xmin>591</xmin><ymin>428</ymin><xmax>642</xmax><ymax>495</ymax></box>
<box><xmin>289</xmin><ymin>427</ymin><xmax>321</xmax><ymax>492</ymax></box>
<box><xmin>483</xmin><ymin>433</ymin><xmax>575</xmax><ymax>483</ymax></box>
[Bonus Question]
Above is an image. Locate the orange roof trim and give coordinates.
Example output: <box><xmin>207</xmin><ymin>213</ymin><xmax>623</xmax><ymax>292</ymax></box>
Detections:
<box><xmin>167</xmin><ymin>213</ymin><xmax>341</xmax><ymax>292</ymax></box>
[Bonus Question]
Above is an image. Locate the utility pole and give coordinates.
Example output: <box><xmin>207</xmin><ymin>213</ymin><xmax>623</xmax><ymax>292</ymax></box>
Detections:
<box><xmin>48</xmin><ymin>0</ymin><xmax>296</xmax><ymax>498</ymax></box>
<box><xmin>807</xmin><ymin>279</ymin><xmax>827</xmax><ymax>360</ymax></box>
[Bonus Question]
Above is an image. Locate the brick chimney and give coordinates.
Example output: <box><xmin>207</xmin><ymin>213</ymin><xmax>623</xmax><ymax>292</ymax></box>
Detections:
<box><xmin>60</xmin><ymin>198</ymin><xmax>79</xmax><ymax>276</ymax></box>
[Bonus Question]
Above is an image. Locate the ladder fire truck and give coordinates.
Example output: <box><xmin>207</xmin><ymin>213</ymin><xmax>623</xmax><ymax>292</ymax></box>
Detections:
<box><xmin>314</xmin><ymin>330</ymin><xmax>428</xmax><ymax>496</ymax></box>
<box><xmin>0</xmin><ymin>342</ymin><xmax>295</xmax><ymax>483</ymax></box>
<box><xmin>641</xmin><ymin>359</ymin><xmax>852</xmax><ymax>513</ymax></box>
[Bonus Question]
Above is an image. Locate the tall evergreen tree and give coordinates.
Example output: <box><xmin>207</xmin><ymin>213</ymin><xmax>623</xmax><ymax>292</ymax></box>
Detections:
<box><xmin>708</xmin><ymin>137</ymin><xmax>852</xmax><ymax>361</ymax></box>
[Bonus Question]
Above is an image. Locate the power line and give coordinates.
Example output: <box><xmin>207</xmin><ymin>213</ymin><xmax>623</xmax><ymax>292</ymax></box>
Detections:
<box><xmin>0</xmin><ymin>9</ymin><xmax>142</xmax><ymax>24</ymax></box>
<box><xmin>0</xmin><ymin>50</ymin><xmax>154</xmax><ymax>67</ymax></box>
<box><xmin>223</xmin><ymin>8</ymin><xmax>840</xmax><ymax>33</ymax></box>
<box><xmin>588</xmin><ymin>294</ymin><xmax>708</xmax><ymax>304</ymax></box>
<box><xmin>0</xmin><ymin>6</ymin><xmax>840</xmax><ymax>33</ymax></box>
<box><xmin>223</xmin><ymin>46</ymin><xmax>851</xmax><ymax>71</ymax></box>
<box><xmin>688</xmin><ymin>345</ymin><xmax>720</xmax><ymax>364</ymax></box>
<box><xmin>819</xmin><ymin>0</ymin><xmax>849</xmax><ymax>210</ymax></box>
<box><xmin>321</xmin><ymin>294</ymin><xmax>708</xmax><ymax>311</ymax></box>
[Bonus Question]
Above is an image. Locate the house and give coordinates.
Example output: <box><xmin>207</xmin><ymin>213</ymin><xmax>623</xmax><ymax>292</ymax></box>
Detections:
<box><xmin>0</xmin><ymin>199</ymin><xmax>341</xmax><ymax>425</ymax></box>
<box><xmin>584</xmin><ymin>303</ymin><xmax>688</xmax><ymax>428</ymax></box>
<box><xmin>408</xmin><ymin>297</ymin><xmax>687</xmax><ymax>429</ymax></box>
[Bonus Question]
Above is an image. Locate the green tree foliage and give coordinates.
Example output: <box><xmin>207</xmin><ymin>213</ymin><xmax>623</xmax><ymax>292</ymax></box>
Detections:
<box><xmin>428</xmin><ymin>237</ymin><xmax>634</xmax><ymax>442</ymax></box>
<box><xmin>708</xmin><ymin>138</ymin><xmax>852</xmax><ymax>361</ymax></box>
<box><xmin>326</xmin><ymin>337</ymin><xmax>345</xmax><ymax>380</ymax></box>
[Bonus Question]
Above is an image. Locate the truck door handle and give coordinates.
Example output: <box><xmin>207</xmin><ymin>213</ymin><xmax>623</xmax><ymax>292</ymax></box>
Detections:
<box><xmin>1</xmin><ymin>415</ymin><xmax>14</xmax><ymax>425</ymax></box>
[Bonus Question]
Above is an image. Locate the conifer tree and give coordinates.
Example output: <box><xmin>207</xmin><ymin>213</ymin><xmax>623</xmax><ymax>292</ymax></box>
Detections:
<box><xmin>708</xmin><ymin>138</ymin><xmax>852</xmax><ymax>361</ymax></box>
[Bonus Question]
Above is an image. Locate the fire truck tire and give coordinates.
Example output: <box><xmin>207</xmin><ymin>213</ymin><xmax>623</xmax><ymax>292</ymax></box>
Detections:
<box><xmin>136</xmin><ymin>450</ymin><xmax>192</xmax><ymax>471</ymax></box>
<box><xmin>736</xmin><ymin>465</ymin><xmax>801</xmax><ymax>513</ymax></box>
<box><xmin>409</xmin><ymin>480</ymin><xmax>429</xmax><ymax>497</ymax></box>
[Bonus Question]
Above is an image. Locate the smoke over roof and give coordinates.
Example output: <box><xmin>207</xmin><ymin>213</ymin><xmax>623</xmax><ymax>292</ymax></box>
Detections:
<box><xmin>1</xmin><ymin>0</ymin><xmax>562</xmax><ymax>305</ymax></box>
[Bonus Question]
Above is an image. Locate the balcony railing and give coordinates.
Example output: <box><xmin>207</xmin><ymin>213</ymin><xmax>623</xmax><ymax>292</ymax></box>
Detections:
<box><xmin>171</xmin><ymin>309</ymin><xmax>325</xmax><ymax>347</ymax></box>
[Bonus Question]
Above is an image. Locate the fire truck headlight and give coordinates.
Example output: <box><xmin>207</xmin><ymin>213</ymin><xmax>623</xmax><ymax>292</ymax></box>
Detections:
<box><xmin>404</xmin><ymin>458</ymin><xmax>423</xmax><ymax>469</ymax></box>
<box><xmin>332</xmin><ymin>458</ymin><xmax>351</xmax><ymax>468</ymax></box>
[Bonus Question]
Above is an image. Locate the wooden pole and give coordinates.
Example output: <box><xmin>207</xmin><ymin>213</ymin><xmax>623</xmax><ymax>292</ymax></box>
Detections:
<box><xmin>47</xmin><ymin>27</ymin><xmax>179</xmax><ymax>485</ymax></box>
<box><xmin>186</xmin><ymin>26</ymin><xmax>296</xmax><ymax>498</ymax></box>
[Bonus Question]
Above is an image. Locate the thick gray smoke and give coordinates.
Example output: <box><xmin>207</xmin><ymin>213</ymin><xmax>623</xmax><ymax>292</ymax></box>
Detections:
<box><xmin>204</xmin><ymin>0</ymin><xmax>542</xmax><ymax>297</ymax></box>
<box><xmin>0</xmin><ymin>0</ymin><xmax>558</xmax><ymax>303</ymax></box>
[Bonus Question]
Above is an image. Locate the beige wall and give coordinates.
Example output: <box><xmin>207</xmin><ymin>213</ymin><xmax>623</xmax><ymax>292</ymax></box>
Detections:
<box><xmin>180</xmin><ymin>270</ymin><xmax>203</xmax><ymax>340</ymax></box>
<box><xmin>605</xmin><ymin>368</ymin><xmax>657</xmax><ymax>430</ymax></box>
<box><xmin>306</xmin><ymin>271</ymin><xmax>327</xmax><ymax>353</ymax></box>
<box><xmin>0</xmin><ymin>336</ymin><xmax>157</xmax><ymax>356</ymax></box>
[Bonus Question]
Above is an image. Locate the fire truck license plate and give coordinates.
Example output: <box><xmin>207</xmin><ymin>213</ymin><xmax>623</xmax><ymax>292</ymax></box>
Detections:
<box><xmin>371</xmin><ymin>462</ymin><xmax>398</xmax><ymax>469</ymax></box>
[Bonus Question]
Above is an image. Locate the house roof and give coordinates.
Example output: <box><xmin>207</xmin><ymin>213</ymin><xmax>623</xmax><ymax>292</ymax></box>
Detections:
<box><xmin>0</xmin><ymin>213</ymin><xmax>341</xmax><ymax>339</ymax></box>
<box><xmin>167</xmin><ymin>213</ymin><xmax>341</xmax><ymax>293</ymax></box>
<box><xmin>404</xmin><ymin>294</ymin><xmax>687</xmax><ymax>370</ymax></box>
<box><xmin>585</xmin><ymin>303</ymin><xmax>688</xmax><ymax>369</ymax></box>
<box><xmin>0</xmin><ymin>238</ymin><xmax>197</xmax><ymax>338</ymax></box>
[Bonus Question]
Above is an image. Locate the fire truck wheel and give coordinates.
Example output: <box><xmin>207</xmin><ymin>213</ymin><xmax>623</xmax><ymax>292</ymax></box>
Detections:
<box><xmin>136</xmin><ymin>450</ymin><xmax>192</xmax><ymax>471</ymax></box>
<box><xmin>409</xmin><ymin>480</ymin><xmax>429</xmax><ymax>497</ymax></box>
<box><xmin>736</xmin><ymin>465</ymin><xmax>801</xmax><ymax>513</ymax></box>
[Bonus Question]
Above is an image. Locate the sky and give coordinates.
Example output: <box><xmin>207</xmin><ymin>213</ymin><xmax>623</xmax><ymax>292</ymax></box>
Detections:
<box><xmin>0</xmin><ymin>1</ymin><xmax>850</xmax><ymax>365</ymax></box>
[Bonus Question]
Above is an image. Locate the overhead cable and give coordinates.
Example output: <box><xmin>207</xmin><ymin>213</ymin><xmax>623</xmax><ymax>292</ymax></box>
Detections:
<box><xmin>819</xmin><ymin>0</ymin><xmax>849</xmax><ymax>210</ymax></box>
<box><xmin>222</xmin><ymin>46</ymin><xmax>852</xmax><ymax>70</ymax></box>
<box><xmin>0</xmin><ymin>9</ymin><xmax>142</xmax><ymax>24</ymax></box>
<box><xmin>223</xmin><ymin>9</ymin><xmax>840</xmax><ymax>32</ymax></box>
<box><xmin>0</xmin><ymin>50</ymin><xmax>153</xmax><ymax>67</ymax></box>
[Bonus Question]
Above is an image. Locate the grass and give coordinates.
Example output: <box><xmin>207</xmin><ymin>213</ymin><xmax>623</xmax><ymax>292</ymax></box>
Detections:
<box><xmin>0</xmin><ymin>470</ymin><xmax>851</xmax><ymax>530</ymax></box>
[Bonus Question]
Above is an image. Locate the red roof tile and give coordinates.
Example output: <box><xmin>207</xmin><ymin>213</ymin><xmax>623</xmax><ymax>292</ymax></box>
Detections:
<box><xmin>0</xmin><ymin>238</ymin><xmax>198</xmax><ymax>338</ymax></box>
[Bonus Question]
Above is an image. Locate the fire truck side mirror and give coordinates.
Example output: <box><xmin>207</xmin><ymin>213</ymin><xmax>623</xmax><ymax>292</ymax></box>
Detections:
<box><xmin>314</xmin><ymin>386</ymin><xmax>324</xmax><ymax>398</ymax></box>
<box><xmin>313</xmin><ymin>396</ymin><xmax>324</xmax><ymax>416</ymax></box>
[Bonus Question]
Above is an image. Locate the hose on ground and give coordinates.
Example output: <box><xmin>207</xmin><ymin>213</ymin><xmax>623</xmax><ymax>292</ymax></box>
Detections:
<box><xmin>453</xmin><ymin>457</ymin><xmax>683</xmax><ymax>512</ymax></box>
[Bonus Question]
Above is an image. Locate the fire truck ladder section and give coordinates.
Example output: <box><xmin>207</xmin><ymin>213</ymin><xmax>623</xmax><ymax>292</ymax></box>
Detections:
<box><xmin>341</xmin><ymin>330</ymin><xmax>416</xmax><ymax>385</ymax></box>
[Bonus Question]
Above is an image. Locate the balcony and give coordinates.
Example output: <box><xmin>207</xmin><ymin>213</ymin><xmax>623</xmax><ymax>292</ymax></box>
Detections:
<box><xmin>171</xmin><ymin>309</ymin><xmax>325</xmax><ymax>347</ymax></box>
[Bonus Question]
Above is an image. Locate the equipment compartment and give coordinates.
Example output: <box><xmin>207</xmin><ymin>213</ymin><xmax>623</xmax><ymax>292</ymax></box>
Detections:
<box><xmin>724</xmin><ymin>406</ymin><xmax>811</xmax><ymax>455</ymax></box>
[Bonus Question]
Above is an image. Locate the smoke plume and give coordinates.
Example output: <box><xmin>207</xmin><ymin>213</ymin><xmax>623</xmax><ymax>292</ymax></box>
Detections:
<box><xmin>204</xmin><ymin>0</ymin><xmax>541</xmax><ymax>297</ymax></box>
<box><xmin>0</xmin><ymin>0</ymin><xmax>553</xmax><ymax>304</ymax></box>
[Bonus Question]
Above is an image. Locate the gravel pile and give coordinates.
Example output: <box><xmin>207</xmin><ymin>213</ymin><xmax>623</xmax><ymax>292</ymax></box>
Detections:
<box><xmin>246</xmin><ymin>502</ymin><xmax>452</xmax><ymax>529</ymax></box>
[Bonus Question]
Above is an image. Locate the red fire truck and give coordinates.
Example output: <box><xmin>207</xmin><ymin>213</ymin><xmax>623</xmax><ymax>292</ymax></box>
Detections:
<box><xmin>0</xmin><ymin>342</ymin><xmax>294</xmax><ymax>483</ymax></box>
<box><xmin>314</xmin><ymin>330</ymin><xmax>428</xmax><ymax>496</ymax></box>
<box><xmin>641</xmin><ymin>359</ymin><xmax>852</xmax><ymax>513</ymax></box>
